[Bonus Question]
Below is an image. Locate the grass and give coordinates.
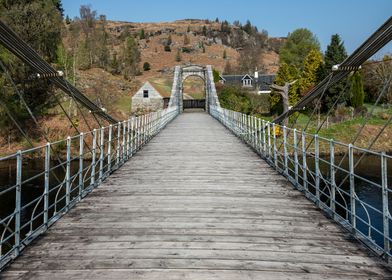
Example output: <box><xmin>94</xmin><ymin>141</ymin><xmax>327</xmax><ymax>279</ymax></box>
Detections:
<box><xmin>253</xmin><ymin>103</ymin><xmax>392</xmax><ymax>153</ymax></box>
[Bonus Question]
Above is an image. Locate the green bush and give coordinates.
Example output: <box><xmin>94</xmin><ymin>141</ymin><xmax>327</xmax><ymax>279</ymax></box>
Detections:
<box><xmin>217</xmin><ymin>85</ymin><xmax>270</xmax><ymax>115</ymax></box>
<box><xmin>164</xmin><ymin>45</ymin><xmax>171</xmax><ymax>52</ymax></box>
<box><xmin>143</xmin><ymin>62</ymin><xmax>151</xmax><ymax>71</ymax></box>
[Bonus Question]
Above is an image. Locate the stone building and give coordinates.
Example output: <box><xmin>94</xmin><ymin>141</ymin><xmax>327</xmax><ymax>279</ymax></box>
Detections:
<box><xmin>131</xmin><ymin>81</ymin><xmax>169</xmax><ymax>112</ymax></box>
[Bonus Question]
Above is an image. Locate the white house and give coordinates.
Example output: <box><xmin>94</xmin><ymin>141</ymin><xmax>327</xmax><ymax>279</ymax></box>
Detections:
<box><xmin>131</xmin><ymin>81</ymin><xmax>168</xmax><ymax>112</ymax></box>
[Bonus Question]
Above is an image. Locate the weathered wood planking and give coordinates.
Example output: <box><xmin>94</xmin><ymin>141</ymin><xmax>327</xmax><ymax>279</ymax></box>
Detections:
<box><xmin>2</xmin><ymin>111</ymin><xmax>391</xmax><ymax>279</ymax></box>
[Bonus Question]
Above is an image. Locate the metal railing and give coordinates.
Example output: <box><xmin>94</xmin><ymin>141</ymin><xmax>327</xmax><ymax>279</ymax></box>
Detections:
<box><xmin>210</xmin><ymin>105</ymin><xmax>392</xmax><ymax>261</ymax></box>
<box><xmin>0</xmin><ymin>106</ymin><xmax>178</xmax><ymax>269</ymax></box>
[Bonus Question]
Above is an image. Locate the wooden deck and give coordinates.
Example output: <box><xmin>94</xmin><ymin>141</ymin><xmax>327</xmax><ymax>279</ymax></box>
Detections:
<box><xmin>2</xmin><ymin>111</ymin><xmax>391</xmax><ymax>279</ymax></box>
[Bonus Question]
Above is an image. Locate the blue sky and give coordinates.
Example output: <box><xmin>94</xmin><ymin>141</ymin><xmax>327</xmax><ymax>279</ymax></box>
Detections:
<box><xmin>62</xmin><ymin>0</ymin><xmax>391</xmax><ymax>56</ymax></box>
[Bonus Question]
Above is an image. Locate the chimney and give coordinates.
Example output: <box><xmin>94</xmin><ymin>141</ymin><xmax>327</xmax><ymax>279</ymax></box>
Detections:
<box><xmin>254</xmin><ymin>67</ymin><xmax>259</xmax><ymax>79</ymax></box>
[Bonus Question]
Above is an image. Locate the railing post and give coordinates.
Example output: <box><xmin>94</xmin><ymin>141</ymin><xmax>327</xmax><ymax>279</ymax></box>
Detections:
<box><xmin>126</xmin><ymin>119</ymin><xmax>131</xmax><ymax>158</ymax></box>
<box><xmin>247</xmin><ymin>115</ymin><xmax>251</xmax><ymax>144</ymax></box>
<box><xmin>302</xmin><ymin>132</ymin><xmax>308</xmax><ymax>193</ymax></box>
<box><xmin>91</xmin><ymin>129</ymin><xmax>97</xmax><ymax>187</ymax></box>
<box><xmin>116</xmin><ymin>122</ymin><xmax>121</xmax><ymax>167</ymax></box>
<box><xmin>66</xmin><ymin>136</ymin><xmax>71</xmax><ymax>208</ymax></box>
<box><xmin>44</xmin><ymin>143</ymin><xmax>50</xmax><ymax>227</ymax></box>
<box><xmin>130</xmin><ymin>117</ymin><xmax>134</xmax><ymax>156</ymax></box>
<box><xmin>258</xmin><ymin>118</ymin><xmax>262</xmax><ymax>154</ymax></box>
<box><xmin>108</xmin><ymin>125</ymin><xmax>112</xmax><ymax>174</ymax></box>
<box><xmin>283</xmin><ymin>126</ymin><xmax>288</xmax><ymax>176</ymax></box>
<box><xmin>99</xmin><ymin>127</ymin><xmax>105</xmax><ymax>181</ymax></box>
<box><xmin>330</xmin><ymin>140</ymin><xmax>336</xmax><ymax>217</ymax></box>
<box><xmin>122</xmin><ymin>120</ymin><xmax>126</xmax><ymax>162</ymax></box>
<box><xmin>315</xmin><ymin>134</ymin><xmax>320</xmax><ymax>205</ymax></box>
<box><xmin>293</xmin><ymin>129</ymin><xmax>299</xmax><ymax>188</ymax></box>
<box><xmin>349</xmin><ymin>144</ymin><xmax>356</xmax><ymax>232</ymax></box>
<box><xmin>273</xmin><ymin>123</ymin><xmax>277</xmax><ymax>169</ymax></box>
<box><xmin>267</xmin><ymin>122</ymin><xmax>271</xmax><ymax>161</ymax></box>
<box><xmin>14</xmin><ymin>150</ymin><xmax>22</xmax><ymax>256</ymax></box>
<box><xmin>78</xmin><ymin>133</ymin><xmax>84</xmax><ymax>200</ymax></box>
<box><xmin>381</xmin><ymin>152</ymin><xmax>390</xmax><ymax>254</ymax></box>
<box><xmin>137</xmin><ymin>117</ymin><xmax>141</xmax><ymax>150</ymax></box>
<box><xmin>262</xmin><ymin>120</ymin><xmax>266</xmax><ymax>157</ymax></box>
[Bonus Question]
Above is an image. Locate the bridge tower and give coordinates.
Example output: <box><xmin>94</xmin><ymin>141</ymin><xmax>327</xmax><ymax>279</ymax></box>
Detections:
<box><xmin>168</xmin><ymin>65</ymin><xmax>220</xmax><ymax>113</ymax></box>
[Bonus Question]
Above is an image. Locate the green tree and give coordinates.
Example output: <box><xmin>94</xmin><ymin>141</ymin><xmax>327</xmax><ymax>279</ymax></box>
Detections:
<box><xmin>65</xmin><ymin>14</ymin><xmax>71</xmax><ymax>24</ymax></box>
<box><xmin>213</xmin><ymin>69</ymin><xmax>220</xmax><ymax>83</ymax></box>
<box><xmin>122</xmin><ymin>36</ymin><xmax>140</xmax><ymax>78</ymax></box>
<box><xmin>56</xmin><ymin>43</ymin><xmax>74</xmax><ymax>81</ymax></box>
<box><xmin>319</xmin><ymin>34</ymin><xmax>349</xmax><ymax>111</ymax></box>
<box><xmin>270</xmin><ymin>63</ymin><xmax>300</xmax><ymax>113</ymax></box>
<box><xmin>202</xmin><ymin>25</ymin><xmax>207</xmax><ymax>36</ymax></box>
<box><xmin>0</xmin><ymin>0</ymin><xmax>63</xmax><ymax>131</ymax></box>
<box><xmin>299</xmin><ymin>49</ymin><xmax>323</xmax><ymax>96</ymax></box>
<box><xmin>143</xmin><ymin>62</ymin><xmax>151</xmax><ymax>71</ymax></box>
<box><xmin>139</xmin><ymin>28</ymin><xmax>145</xmax><ymax>39</ymax></box>
<box><xmin>279</xmin><ymin>28</ymin><xmax>320</xmax><ymax>70</ymax></box>
<box><xmin>350</xmin><ymin>71</ymin><xmax>365</xmax><ymax>108</ymax></box>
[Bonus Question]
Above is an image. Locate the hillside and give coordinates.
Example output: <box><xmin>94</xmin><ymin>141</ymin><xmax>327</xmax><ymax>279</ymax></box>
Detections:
<box><xmin>1</xmin><ymin>18</ymin><xmax>284</xmax><ymax>155</ymax></box>
<box><xmin>63</xmin><ymin>18</ymin><xmax>283</xmax><ymax>102</ymax></box>
<box><xmin>104</xmin><ymin>19</ymin><xmax>281</xmax><ymax>79</ymax></box>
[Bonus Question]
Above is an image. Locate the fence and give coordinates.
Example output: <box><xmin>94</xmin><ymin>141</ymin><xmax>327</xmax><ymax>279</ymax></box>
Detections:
<box><xmin>0</xmin><ymin>107</ymin><xmax>178</xmax><ymax>269</ymax></box>
<box><xmin>210</xmin><ymin>105</ymin><xmax>392</xmax><ymax>261</ymax></box>
<box><xmin>183</xmin><ymin>99</ymin><xmax>206</xmax><ymax>109</ymax></box>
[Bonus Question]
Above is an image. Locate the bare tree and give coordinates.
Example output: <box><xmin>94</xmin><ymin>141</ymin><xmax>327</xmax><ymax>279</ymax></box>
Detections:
<box><xmin>270</xmin><ymin>80</ymin><xmax>297</xmax><ymax>125</ymax></box>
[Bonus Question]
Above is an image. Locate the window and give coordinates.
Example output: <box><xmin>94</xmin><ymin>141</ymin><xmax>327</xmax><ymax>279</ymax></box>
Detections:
<box><xmin>143</xmin><ymin>90</ymin><xmax>149</xmax><ymax>98</ymax></box>
<box><xmin>243</xmin><ymin>79</ymin><xmax>252</xmax><ymax>87</ymax></box>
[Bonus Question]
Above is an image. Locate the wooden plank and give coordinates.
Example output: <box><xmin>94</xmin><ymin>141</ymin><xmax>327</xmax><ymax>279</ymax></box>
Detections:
<box><xmin>1</xmin><ymin>111</ymin><xmax>391</xmax><ymax>279</ymax></box>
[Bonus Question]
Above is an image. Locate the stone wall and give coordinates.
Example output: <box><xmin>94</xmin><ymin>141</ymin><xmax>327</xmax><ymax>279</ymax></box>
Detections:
<box><xmin>132</xmin><ymin>81</ymin><xmax>164</xmax><ymax>112</ymax></box>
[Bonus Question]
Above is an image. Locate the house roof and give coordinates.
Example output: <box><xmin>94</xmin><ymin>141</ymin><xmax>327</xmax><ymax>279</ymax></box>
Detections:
<box><xmin>241</xmin><ymin>74</ymin><xmax>253</xmax><ymax>81</ymax></box>
<box><xmin>148</xmin><ymin>81</ymin><xmax>172</xmax><ymax>98</ymax></box>
<box><xmin>220</xmin><ymin>73</ymin><xmax>276</xmax><ymax>91</ymax></box>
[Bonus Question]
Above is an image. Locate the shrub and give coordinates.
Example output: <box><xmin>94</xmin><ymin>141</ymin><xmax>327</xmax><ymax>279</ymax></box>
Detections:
<box><xmin>164</xmin><ymin>45</ymin><xmax>171</xmax><ymax>52</ymax></box>
<box><xmin>143</xmin><ymin>62</ymin><xmax>151</xmax><ymax>71</ymax></box>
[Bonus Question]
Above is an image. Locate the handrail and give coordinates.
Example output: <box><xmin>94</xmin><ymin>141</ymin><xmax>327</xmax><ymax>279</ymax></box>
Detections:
<box><xmin>209</xmin><ymin>105</ymin><xmax>391</xmax><ymax>261</ymax></box>
<box><xmin>0</xmin><ymin>106</ymin><xmax>179</xmax><ymax>269</ymax></box>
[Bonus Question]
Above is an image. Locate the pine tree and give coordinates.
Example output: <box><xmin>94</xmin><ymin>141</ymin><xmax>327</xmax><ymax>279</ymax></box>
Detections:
<box><xmin>65</xmin><ymin>15</ymin><xmax>71</xmax><ymax>24</ymax></box>
<box><xmin>350</xmin><ymin>71</ymin><xmax>365</xmax><ymax>108</ymax></box>
<box><xmin>139</xmin><ymin>29</ymin><xmax>145</xmax><ymax>39</ymax></box>
<box><xmin>319</xmin><ymin>34</ymin><xmax>349</xmax><ymax>111</ymax></box>
<box><xmin>143</xmin><ymin>62</ymin><xmax>151</xmax><ymax>71</ymax></box>
<box><xmin>223</xmin><ymin>49</ymin><xmax>227</xmax><ymax>59</ymax></box>
<box><xmin>202</xmin><ymin>25</ymin><xmax>207</xmax><ymax>36</ymax></box>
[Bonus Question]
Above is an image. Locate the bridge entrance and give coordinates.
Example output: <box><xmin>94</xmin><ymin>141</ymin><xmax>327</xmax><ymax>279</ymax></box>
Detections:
<box><xmin>182</xmin><ymin>74</ymin><xmax>206</xmax><ymax>110</ymax></box>
<box><xmin>168</xmin><ymin>64</ymin><xmax>219</xmax><ymax>112</ymax></box>
<box><xmin>181</xmin><ymin>65</ymin><xmax>206</xmax><ymax>110</ymax></box>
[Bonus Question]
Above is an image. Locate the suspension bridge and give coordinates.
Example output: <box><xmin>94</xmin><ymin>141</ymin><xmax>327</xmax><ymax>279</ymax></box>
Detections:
<box><xmin>0</xmin><ymin>17</ymin><xmax>391</xmax><ymax>279</ymax></box>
